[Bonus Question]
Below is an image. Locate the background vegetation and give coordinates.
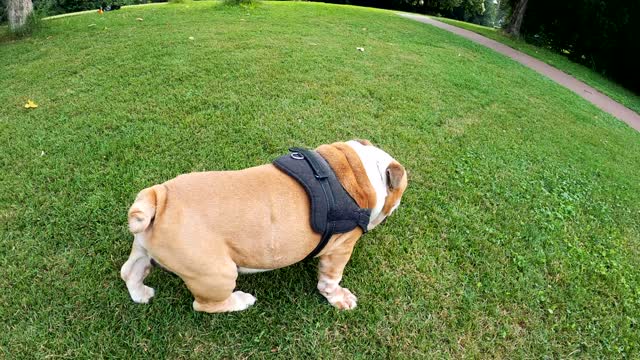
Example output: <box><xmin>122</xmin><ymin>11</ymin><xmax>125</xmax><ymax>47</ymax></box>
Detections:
<box><xmin>511</xmin><ymin>0</ymin><xmax>640</xmax><ymax>93</ymax></box>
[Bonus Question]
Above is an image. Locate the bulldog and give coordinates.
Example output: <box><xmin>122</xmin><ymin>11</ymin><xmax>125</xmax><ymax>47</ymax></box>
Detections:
<box><xmin>120</xmin><ymin>140</ymin><xmax>408</xmax><ymax>313</ymax></box>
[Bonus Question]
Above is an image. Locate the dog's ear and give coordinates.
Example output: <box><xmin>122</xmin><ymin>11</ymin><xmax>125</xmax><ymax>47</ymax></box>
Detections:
<box><xmin>386</xmin><ymin>162</ymin><xmax>405</xmax><ymax>191</ymax></box>
<box><xmin>354</xmin><ymin>139</ymin><xmax>373</xmax><ymax>146</ymax></box>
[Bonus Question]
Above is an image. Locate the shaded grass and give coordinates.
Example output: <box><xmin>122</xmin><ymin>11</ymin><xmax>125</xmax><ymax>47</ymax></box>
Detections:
<box><xmin>435</xmin><ymin>17</ymin><xmax>640</xmax><ymax>115</ymax></box>
<box><xmin>1</xmin><ymin>1</ymin><xmax>639</xmax><ymax>358</ymax></box>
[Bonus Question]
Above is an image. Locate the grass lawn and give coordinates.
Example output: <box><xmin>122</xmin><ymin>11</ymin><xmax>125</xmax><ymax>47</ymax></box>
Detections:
<box><xmin>1</xmin><ymin>1</ymin><xmax>639</xmax><ymax>357</ymax></box>
<box><xmin>434</xmin><ymin>17</ymin><xmax>640</xmax><ymax>115</ymax></box>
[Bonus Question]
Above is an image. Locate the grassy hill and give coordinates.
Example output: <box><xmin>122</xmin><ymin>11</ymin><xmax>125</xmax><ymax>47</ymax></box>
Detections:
<box><xmin>1</xmin><ymin>1</ymin><xmax>639</xmax><ymax>357</ymax></box>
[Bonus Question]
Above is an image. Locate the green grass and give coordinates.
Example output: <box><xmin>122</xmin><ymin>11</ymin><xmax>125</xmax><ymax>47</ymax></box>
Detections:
<box><xmin>1</xmin><ymin>1</ymin><xmax>639</xmax><ymax>357</ymax></box>
<box><xmin>435</xmin><ymin>17</ymin><xmax>640</xmax><ymax>115</ymax></box>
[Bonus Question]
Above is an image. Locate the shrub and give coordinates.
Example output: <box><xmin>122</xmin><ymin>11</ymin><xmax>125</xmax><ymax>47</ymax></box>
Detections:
<box><xmin>222</xmin><ymin>0</ymin><xmax>259</xmax><ymax>7</ymax></box>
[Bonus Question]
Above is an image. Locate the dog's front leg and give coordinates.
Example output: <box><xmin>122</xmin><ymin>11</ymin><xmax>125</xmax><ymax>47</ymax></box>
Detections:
<box><xmin>316</xmin><ymin>233</ymin><xmax>360</xmax><ymax>310</ymax></box>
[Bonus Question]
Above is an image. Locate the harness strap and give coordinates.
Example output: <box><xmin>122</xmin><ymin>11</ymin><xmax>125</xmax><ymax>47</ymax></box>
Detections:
<box><xmin>289</xmin><ymin>147</ymin><xmax>330</xmax><ymax>179</ymax></box>
<box><xmin>273</xmin><ymin>147</ymin><xmax>371</xmax><ymax>260</ymax></box>
<box><xmin>306</xmin><ymin>179</ymin><xmax>335</xmax><ymax>260</ymax></box>
<box><xmin>290</xmin><ymin>148</ymin><xmax>336</xmax><ymax>260</ymax></box>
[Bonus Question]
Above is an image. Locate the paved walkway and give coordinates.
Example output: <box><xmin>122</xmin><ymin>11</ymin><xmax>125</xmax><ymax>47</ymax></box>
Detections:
<box><xmin>399</xmin><ymin>13</ymin><xmax>640</xmax><ymax>132</ymax></box>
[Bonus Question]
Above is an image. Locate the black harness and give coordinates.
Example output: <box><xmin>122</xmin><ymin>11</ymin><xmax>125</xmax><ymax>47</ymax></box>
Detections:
<box><xmin>273</xmin><ymin>147</ymin><xmax>371</xmax><ymax>259</ymax></box>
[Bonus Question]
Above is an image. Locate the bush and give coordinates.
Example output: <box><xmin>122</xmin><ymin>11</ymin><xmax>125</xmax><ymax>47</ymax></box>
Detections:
<box><xmin>222</xmin><ymin>0</ymin><xmax>259</xmax><ymax>6</ymax></box>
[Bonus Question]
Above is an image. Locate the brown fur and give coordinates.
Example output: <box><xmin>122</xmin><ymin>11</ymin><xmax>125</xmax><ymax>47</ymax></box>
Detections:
<box><xmin>316</xmin><ymin>142</ymin><xmax>376</xmax><ymax>209</ymax></box>
<box><xmin>382</xmin><ymin>161</ymin><xmax>408</xmax><ymax>215</ymax></box>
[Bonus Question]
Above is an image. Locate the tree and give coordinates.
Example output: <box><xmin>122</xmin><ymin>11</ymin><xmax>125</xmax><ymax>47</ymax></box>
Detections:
<box><xmin>471</xmin><ymin>0</ymin><xmax>498</xmax><ymax>27</ymax></box>
<box><xmin>7</xmin><ymin>0</ymin><xmax>33</xmax><ymax>32</ymax></box>
<box><xmin>505</xmin><ymin>0</ymin><xmax>527</xmax><ymax>36</ymax></box>
<box><xmin>503</xmin><ymin>0</ymin><xmax>639</xmax><ymax>93</ymax></box>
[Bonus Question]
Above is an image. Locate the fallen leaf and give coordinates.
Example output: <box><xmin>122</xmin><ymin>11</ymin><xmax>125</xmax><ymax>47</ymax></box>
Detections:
<box><xmin>24</xmin><ymin>99</ymin><xmax>38</xmax><ymax>109</ymax></box>
<box><xmin>189</xmin><ymin>36</ymin><xmax>194</xmax><ymax>40</ymax></box>
<box><xmin>136</xmin><ymin>17</ymin><xmax>144</xmax><ymax>21</ymax></box>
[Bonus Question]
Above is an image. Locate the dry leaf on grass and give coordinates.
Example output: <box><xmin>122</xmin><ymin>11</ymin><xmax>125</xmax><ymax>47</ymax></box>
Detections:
<box><xmin>24</xmin><ymin>100</ymin><xmax>38</xmax><ymax>109</ymax></box>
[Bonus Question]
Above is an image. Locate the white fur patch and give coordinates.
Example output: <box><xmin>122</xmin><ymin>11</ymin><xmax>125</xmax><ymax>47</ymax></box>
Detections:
<box><xmin>317</xmin><ymin>274</ymin><xmax>357</xmax><ymax>310</ymax></box>
<box><xmin>317</xmin><ymin>275</ymin><xmax>341</xmax><ymax>295</ymax></box>
<box><xmin>120</xmin><ymin>237</ymin><xmax>155</xmax><ymax>304</ymax></box>
<box><xmin>228</xmin><ymin>291</ymin><xmax>257</xmax><ymax>311</ymax></box>
<box><xmin>237</xmin><ymin>267</ymin><xmax>273</xmax><ymax>274</ymax></box>
<box><xmin>346</xmin><ymin>141</ymin><xmax>394</xmax><ymax>230</ymax></box>
<box><xmin>192</xmin><ymin>291</ymin><xmax>257</xmax><ymax>313</ymax></box>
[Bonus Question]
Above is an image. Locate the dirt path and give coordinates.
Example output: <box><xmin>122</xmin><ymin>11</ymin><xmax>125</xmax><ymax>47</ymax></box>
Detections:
<box><xmin>399</xmin><ymin>13</ymin><xmax>640</xmax><ymax>132</ymax></box>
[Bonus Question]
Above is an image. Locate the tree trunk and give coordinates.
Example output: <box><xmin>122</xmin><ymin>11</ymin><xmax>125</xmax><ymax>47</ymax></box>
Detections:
<box><xmin>7</xmin><ymin>0</ymin><xmax>34</xmax><ymax>32</ymax></box>
<box><xmin>506</xmin><ymin>0</ymin><xmax>528</xmax><ymax>36</ymax></box>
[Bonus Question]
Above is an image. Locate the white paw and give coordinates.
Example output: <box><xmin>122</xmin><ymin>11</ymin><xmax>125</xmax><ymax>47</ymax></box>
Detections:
<box><xmin>326</xmin><ymin>287</ymin><xmax>358</xmax><ymax>310</ymax></box>
<box><xmin>131</xmin><ymin>285</ymin><xmax>155</xmax><ymax>304</ymax></box>
<box><xmin>232</xmin><ymin>291</ymin><xmax>257</xmax><ymax>311</ymax></box>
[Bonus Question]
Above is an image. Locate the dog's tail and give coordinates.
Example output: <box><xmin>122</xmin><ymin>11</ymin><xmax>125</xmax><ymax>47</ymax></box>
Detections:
<box><xmin>128</xmin><ymin>185</ymin><xmax>166</xmax><ymax>234</ymax></box>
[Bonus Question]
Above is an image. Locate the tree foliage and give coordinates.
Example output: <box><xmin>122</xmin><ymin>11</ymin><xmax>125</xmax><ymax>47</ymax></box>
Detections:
<box><xmin>514</xmin><ymin>0</ymin><xmax>640</xmax><ymax>93</ymax></box>
<box><xmin>320</xmin><ymin>0</ymin><xmax>487</xmax><ymax>19</ymax></box>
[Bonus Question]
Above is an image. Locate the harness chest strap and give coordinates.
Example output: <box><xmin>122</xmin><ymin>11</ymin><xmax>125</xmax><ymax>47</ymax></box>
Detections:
<box><xmin>273</xmin><ymin>147</ymin><xmax>371</xmax><ymax>259</ymax></box>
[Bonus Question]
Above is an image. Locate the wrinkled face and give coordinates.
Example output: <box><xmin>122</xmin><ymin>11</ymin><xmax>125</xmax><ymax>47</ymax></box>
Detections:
<box><xmin>347</xmin><ymin>140</ymin><xmax>408</xmax><ymax>230</ymax></box>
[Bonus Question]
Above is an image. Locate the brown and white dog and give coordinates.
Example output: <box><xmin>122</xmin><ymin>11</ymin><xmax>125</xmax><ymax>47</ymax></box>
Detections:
<box><xmin>120</xmin><ymin>140</ymin><xmax>408</xmax><ymax>313</ymax></box>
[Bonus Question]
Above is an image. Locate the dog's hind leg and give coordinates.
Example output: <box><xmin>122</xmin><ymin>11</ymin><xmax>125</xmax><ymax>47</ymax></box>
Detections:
<box><xmin>186</xmin><ymin>260</ymin><xmax>256</xmax><ymax>313</ymax></box>
<box><xmin>120</xmin><ymin>236</ymin><xmax>155</xmax><ymax>304</ymax></box>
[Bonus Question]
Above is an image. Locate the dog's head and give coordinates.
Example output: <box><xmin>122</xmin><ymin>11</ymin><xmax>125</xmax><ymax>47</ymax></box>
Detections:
<box><xmin>316</xmin><ymin>139</ymin><xmax>408</xmax><ymax>231</ymax></box>
<box><xmin>346</xmin><ymin>140</ymin><xmax>408</xmax><ymax>230</ymax></box>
